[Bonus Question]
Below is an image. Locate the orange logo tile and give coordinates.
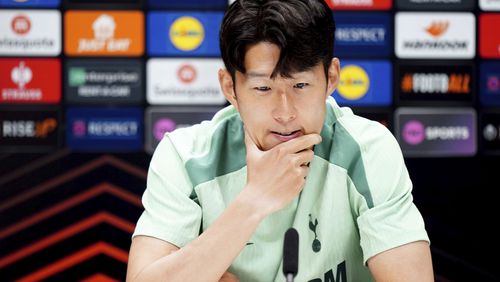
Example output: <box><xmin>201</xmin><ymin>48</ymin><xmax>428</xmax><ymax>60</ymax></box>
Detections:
<box><xmin>64</xmin><ymin>11</ymin><xmax>144</xmax><ymax>56</ymax></box>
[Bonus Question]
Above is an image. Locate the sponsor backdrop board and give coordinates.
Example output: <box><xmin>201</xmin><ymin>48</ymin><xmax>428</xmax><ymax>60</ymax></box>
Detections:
<box><xmin>66</xmin><ymin>107</ymin><xmax>143</xmax><ymax>151</ymax></box>
<box><xmin>148</xmin><ymin>0</ymin><xmax>227</xmax><ymax>9</ymax></box>
<box><xmin>334</xmin><ymin>12</ymin><xmax>392</xmax><ymax>58</ymax></box>
<box><xmin>480</xmin><ymin>111</ymin><xmax>500</xmax><ymax>154</ymax></box>
<box><xmin>1</xmin><ymin>0</ymin><xmax>500</xmax><ymax>281</ymax></box>
<box><xmin>480</xmin><ymin>61</ymin><xmax>500</xmax><ymax>106</ymax></box>
<box><xmin>396</xmin><ymin>61</ymin><xmax>475</xmax><ymax>105</ymax></box>
<box><xmin>0</xmin><ymin>10</ymin><xmax>61</xmax><ymax>56</ymax></box>
<box><xmin>395</xmin><ymin>12</ymin><xmax>475</xmax><ymax>59</ymax></box>
<box><xmin>64</xmin><ymin>10</ymin><xmax>144</xmax><ymax>57</ymax></box>
<box><xmin>332</xmin><ymin>60</ymin><xmax>392</xmax><ymax>106</ymax></box>
<box><xmin>0</xmin><ymin>58</ymin><xmax>61</xmax><ymax>104</ymax></box>
<box><xmin>145</xmin><ymin>107</ymin><xmax>220</xmax><ymax>153</ymax></box>
<box><xmin>480</xmin><ymin>0</ymin><xmax>500</xmax><ymax>11</ymax></box>
<box><xmin>0</xmin><ymin>107</ymin><xmax>61</xmax><ymax>151</ymax></box>
<box><xmin>0</xmin><ymin>0</ymin><xmax>60</xmax><ymax>7</ymax></box>
<box><xmin>147</xmin><ymin>58</ymin><xmax>226</xmax><ymax>105</ymax></box>
<box><xmin>395</xmin><ymin>107</ymin><xmax>476</xmax><ymax>157</ymax></box>
<box><xmin>65</xmin><ymin>59</ymin><xmax>144</xmax><ymax>105</ymax></box>
<box><xmin>396</xmin><ymin>0</ymin><xmax>475</xmax><ymax>11</ymax></box>
<box><xmin>479</xmin><ymin>14</ymin><xmax>500</xmax><ymax>58</ymax></box>
<box><xmin>147</xmin><ymin>12</ymin><xmax>223</xmax><ymax>57</ymax></box>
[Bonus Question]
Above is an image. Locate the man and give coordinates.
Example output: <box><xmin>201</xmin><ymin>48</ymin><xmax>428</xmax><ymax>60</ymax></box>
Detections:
<box><xmin>127</xmin><ymin>0</ymin><xmax>434</xmax><ymax>281</ymax></box>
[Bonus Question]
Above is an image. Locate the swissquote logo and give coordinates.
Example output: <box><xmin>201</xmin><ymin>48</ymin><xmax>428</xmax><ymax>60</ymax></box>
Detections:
<box><xmin>395</xmin><ymin>12</ymin><xmax>475</xmax><ymax>59</ymax></box>
<box><xmin>147</xmin><ymin>58</ymin><xmax>225</xmax><ymax>105</ymax></box>
<box><xmin>0</xmin><ymin>59</ymin><xmax>61</xmax><ymax>104</ymax></box>
<box><xmin>0</xmin><ymin>10</ymin><xmax>61</xmax><ymax>55</ymax></box>
<box><xmin>177</xmin><ymin>64</ymin><xmax>197</xmax><ymax>84</ymax></box>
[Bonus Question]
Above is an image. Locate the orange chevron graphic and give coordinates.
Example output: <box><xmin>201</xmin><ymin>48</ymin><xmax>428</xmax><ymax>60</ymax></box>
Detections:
<box><xmin>425</xmin><ymin>21</ymin><xmax>449</xmax><ymax>37</ymax></box>
<box><xmin>0</xmin><ymin>211</ymin><xmax>134</xmax><ymax>268</ymax></box>
<box><xmin>0</xmin><ymin>149</ymin><xmax>70</xmax><ymax>188</ymax></box>
<box><xmin>0</xmin><ymin>154</ymin><xmax>147</xmax><ymax>212</ymax></box>
<box><xmin>81</xmin><ymin>273</ymin><xmax>120</xmax><ymax>282</ymax></box>
<box><xmin>0</xmin><ymin>182</ymin><xmax>141</xmax><ymax>240</ymax></box>
<box><xmin>17</xmin><ymin>241</ymin><xmax>128</xmax><ymax>282</ymax></box>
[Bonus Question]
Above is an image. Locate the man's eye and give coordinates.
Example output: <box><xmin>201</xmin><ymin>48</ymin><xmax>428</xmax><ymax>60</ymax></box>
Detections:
<box><xmin>254</xmin><ymin>86</ymin><xmax>271</xmax><ymax>92</ymax></box>
<box><xmin>294</xmin><ymin>83</ymin><xmax>308</xmax><ymax>89</ymax></box>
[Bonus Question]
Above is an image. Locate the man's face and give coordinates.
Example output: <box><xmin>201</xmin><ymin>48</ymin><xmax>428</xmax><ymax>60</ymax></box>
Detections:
<box><xmin>220</xmin><ymin>42</ymin><xmax>339</xmax><ymax>151</ymax></box>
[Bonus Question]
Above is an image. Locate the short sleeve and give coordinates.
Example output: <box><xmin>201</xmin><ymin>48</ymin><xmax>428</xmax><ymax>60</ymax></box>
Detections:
<box><xmin>133</xmin><ymin>135</ymin><xmax>202</xmax><ymax>248</ymax></box>
<box><xmin>354</xmin><ymin>125</ymin><xmax>429</xmax><ymax>264</ymax></box>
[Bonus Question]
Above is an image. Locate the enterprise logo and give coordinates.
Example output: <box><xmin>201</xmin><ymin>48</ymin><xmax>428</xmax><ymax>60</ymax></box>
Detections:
<box><xmin>396</xmin><ymin>108</ymin><xmax>476</xmax><ymax>157</ymax></box>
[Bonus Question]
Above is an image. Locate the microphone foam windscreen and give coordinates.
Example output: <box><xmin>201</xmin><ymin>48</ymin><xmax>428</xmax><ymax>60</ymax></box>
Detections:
<box><xmin>283</xmin><ymin>227</ymin><xmax>299</xmax><ymax>276</ymax></box>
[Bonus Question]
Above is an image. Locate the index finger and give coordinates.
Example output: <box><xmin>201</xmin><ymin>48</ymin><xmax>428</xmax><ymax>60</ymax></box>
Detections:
<box><xmin>274</xmin><ymin>133</ymin><xmax>322</xmax><ymax>154</ymax></box>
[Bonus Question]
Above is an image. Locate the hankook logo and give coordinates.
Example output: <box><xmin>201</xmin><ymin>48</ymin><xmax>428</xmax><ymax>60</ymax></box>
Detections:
<box><xmin>396</xmin><ymin>12</ymin><xmax>475</xmax><ymax>59</ymax></box>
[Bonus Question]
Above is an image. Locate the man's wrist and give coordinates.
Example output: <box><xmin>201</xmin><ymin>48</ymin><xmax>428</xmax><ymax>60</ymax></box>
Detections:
<box><xmin>234</xmin><ymin>187</ymin><xmax>269</xmax><ymax>223</ymax></box>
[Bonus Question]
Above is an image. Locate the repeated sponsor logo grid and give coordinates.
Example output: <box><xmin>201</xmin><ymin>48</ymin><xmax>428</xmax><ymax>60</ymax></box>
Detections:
<box><xmin>0</xmin><ymin>0</ymin><xmax>497</xmax><ymax>156</ymax></box>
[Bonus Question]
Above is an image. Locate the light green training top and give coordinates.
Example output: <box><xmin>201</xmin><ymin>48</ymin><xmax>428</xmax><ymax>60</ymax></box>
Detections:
<box><xmin>133</xmin><ymin>97</ymin><xmax>429</xmax><ymax>282</ymax></box>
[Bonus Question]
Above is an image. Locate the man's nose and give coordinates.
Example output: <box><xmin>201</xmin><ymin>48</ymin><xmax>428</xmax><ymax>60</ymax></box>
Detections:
<box><xmin>272</xmin><ymin>92</ymin><xmax>297</xmax><ymax>123</ymax></box>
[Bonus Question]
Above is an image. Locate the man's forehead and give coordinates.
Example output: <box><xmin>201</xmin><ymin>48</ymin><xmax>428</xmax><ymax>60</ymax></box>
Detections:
<box><xmin>243</xmin><ymin>69</ymin><xmax>315</xmax><ymax>80</ymax></box>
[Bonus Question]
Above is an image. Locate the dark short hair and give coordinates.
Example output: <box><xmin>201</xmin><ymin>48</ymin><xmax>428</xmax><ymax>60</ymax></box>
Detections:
<box><xmin>219</xmin><ymin>0</ymin><xmax>335</xmax><ymax>80</ymax></box>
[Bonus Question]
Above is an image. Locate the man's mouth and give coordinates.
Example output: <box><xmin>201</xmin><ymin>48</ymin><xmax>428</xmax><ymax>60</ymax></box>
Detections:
<box><xmin>271</xmin><ymin>130</ymin><xmax>302</xmax><ymax>141</ymax></box>
<box><xmin>271</xmin><ymin>130</ymin><xmax>300</xmax><ymax>136</ymax></box>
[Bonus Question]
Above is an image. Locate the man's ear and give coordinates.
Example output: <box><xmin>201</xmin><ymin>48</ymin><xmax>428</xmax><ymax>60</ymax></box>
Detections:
<box><xmin>326</xmin><ymin>58</ymin><xmax>340</xmax><ymax>98</ymax></box>
<box><xmin>218</xmin><ymin>69</ymin><xmax>238</xmax><ymax>110</ymax></box>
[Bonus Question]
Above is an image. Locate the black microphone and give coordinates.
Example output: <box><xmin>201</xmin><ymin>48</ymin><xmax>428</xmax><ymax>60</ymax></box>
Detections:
<box><xmin>283</xmin><ymin>227</ymin><xmax>299</xmax><ymax>282</ymax></box>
